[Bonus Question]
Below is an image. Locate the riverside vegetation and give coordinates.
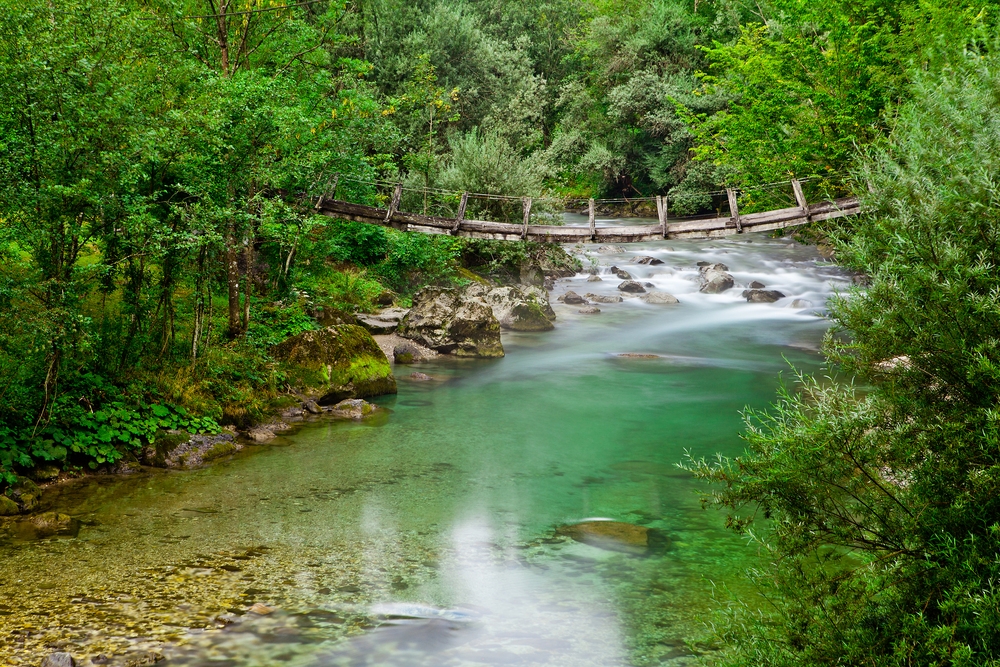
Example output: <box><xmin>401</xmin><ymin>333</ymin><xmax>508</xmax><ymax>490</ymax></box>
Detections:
<box><xmin>4</xmin><ymin>0</ymin><xmax>1000</xmax><ymax>664</ymax></box>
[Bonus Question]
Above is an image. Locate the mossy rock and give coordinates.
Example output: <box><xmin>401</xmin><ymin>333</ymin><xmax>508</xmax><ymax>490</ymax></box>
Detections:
<box><xmin>203</xmin><ymin>441</ymin><xmax>238</xmax><ymax>461</ymax></box>
<box><xmin>272</xmin><ymin>324</ymin><xmax>397</xmax><ymax>404</ymax></box>
<box><xmin>456</xmin><ymin>267</ymin><xmax>491</xmax><ymax>285</ymax></box>
<box><xmin>556</xmin><ymin>520</ymin><xmax>671</xmax><ymax>555</ymax></box>
<box><xmin>0</xmin><ymin>495</ymin><xmax>19</xmax><ymax>516</ymax></box>
<box><xmin>7</xmin><ymin>478</ymin><xmax>40</xmax><ymax>512</ymax></box>
<box><xmin>142</xmin><ymin>431</ymin><xmax>190</xmax><ymax>468</ymax></box>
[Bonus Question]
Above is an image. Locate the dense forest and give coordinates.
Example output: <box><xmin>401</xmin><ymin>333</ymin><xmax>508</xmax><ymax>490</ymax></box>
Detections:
<box><xmin>4</xmin><ymin>0</ymin><xmax>1000</xmax><ymax>664</ymax></box>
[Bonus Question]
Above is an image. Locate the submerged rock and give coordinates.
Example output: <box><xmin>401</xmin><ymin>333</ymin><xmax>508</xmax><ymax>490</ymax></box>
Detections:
<box><xmin>410</xmin><ymin>372</ymin><xmax>432</xmax><ymax>381</ymax></box>
<box><xmin>618</xmin><ymin>353</ymin><xmax>660</xmax><ymax>359</ymax></box>
<box><xmin>399</xmin><ymin>287</ymin><xmax>504</xmax><ymax>358</ymax></box>
<box><xmin>640</xmin><ymin>291</ymin><xmax>679</xmax><ymax>305</ymax></box>
<box><xmin>41</xmin><ymin>653</ymin><xmax>76</xmax><ymax>667</ymax></box>
<box><xmin>598</xmin><ymin>245</ymin><xmax>627</xmax><ymax>254</ymax></box>
<box><xmin>556</xmin><ymin>520</ymin><xmax>670</xmax><ymax>554</ymax></box>
<box><xmin>633</xmin><ymin>256</ymin><xmax>664</xmax><ymax>265</ymax></box>
<box><xmin>610</xmin><ymin>266</ymin><xmax>633</xmax><ymax>280</ymax></box>
<box><xmin>585</xmin><ymin>293</ymin><xmax>623</xmax><ymax>304</ymax></box>
<box><xmin>790</xmin><ymin>299</ymin><xmax>813</xmax><ymax>309</ymax></box>
<box><xmin>6</xmin><ymin>478</ymin><xmax>40</xmax><ymax>512</ymax></box>
<box><xmin>617</xmin><ymin>281</ymin><xmax>646</xmax><ymax>293</ymax></box>
<box><xmin>699</xmin><ymin>263</ymin><xmax>735</xmax><ymax>294</ymax></box>
<box><xmin>578</xmin><ymin>306</ymin><xmax>601</xmax><ymax>314</ymax></box>
<box><xmin>27</xmin><ymin>512</ymin><xmax>77</xmax><ymax>538</ymax></box>
<box><xmin>742</xmin><ymin>289</ymin><xmax>786</xmax><ymax>303</ymax></box>
<box><xmin>272</xmin><ymin>324</ymin><xmax>397</xmax><ymax>403</ymax></box>
<box><xmin>247</xmin><ymin>428</ymin><xmax>277</xmax><ymax>443</ymax></box>
<box><xmin>586</xmin><ymin>274</ymin><xmax>603</xmax><ymax>282</ymax></box>
<box><xmin>749</xmin><ymin>280</ymin><xmax>766</xmax><ymax>289</ymax></box>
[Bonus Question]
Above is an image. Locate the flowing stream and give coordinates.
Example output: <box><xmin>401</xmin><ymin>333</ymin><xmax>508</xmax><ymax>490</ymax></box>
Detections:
<box><xmin>0</xmin><ymin>230</ymin><xmax>849</xmax><ymax>667</ymax></box>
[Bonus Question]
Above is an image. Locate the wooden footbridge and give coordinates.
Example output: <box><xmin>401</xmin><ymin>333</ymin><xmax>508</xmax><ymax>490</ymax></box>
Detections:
<box><xmin>314</xmin><ymin>178</ymin><xmax>859</xmax><ymax>243</ymax></box>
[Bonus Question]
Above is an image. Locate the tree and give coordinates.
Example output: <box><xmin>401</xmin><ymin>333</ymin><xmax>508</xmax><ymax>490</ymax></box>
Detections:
<box><xmin>686</xmin><ymin>47</ymin><xmax>1000</xmax><ymax>665</ymax></box>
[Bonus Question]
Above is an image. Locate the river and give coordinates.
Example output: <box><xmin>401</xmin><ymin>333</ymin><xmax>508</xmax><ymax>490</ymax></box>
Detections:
<box><xmin>0</xmin><ymin>231</ymin><xmax>848</xmax><ymax>667</ymax></box>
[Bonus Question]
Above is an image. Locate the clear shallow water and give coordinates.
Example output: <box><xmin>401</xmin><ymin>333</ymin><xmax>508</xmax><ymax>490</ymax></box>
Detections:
<box><xmin>0</xmin><ymin>234</ymin><xmax>848</xmax><ymax>667</ymax></box>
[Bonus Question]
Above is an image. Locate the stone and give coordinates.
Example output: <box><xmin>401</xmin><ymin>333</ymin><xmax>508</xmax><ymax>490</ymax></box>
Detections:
<box><xmin>469</xmin><ymin>284</ymin><xmax>555</xmax><ymax>332</ymax></box>
<box><xmin>790</xmin><ymin>299</ymin><xmax>813</xmax><ymax>309</ymax></box>
<box><xmin>327</xmin><ymin>398</ymin><xmax>378</xmax><ymax>420</ymax></box>
<box><xmin>586</xmin><ymin>274</ymin><xmax>602</xmax><ymax>282</ymax></box>
<box><xmin>0</xmin><ymin>495</ymin><xmax>18</xmax><ymax>516</ymax></box>
<box><xmin>749</xmin><ymin>280</ymin><xmax>766</xmax><ymax>289</ymax></box>
<box><xmin>249</xmin><ymin>602</ymin><xmax>276</xmax><ymax>615</ymax></box>
<box><xmin>618</xmin><ymin>353</ymin><xmax>660</xmax><ymax>359</ymax></box>
<box><xmin>610</xmin><ymin>266</ymin><xmax>632</xmax><ymax>280</ymax></box>
<box><xmin>578</xmin><ymin>306</ymin><xmax>601</xmax><ymax>314</ymax></box>
<box><xmin>699</xmin><ymin>263</ymin><xmax>735</xmax><ymax>294</ymax></box>
<box><xmin>30</xmin><ymin>465</ymin><xmax>60</xmax><ymax>482</ymax></box>
<box><xmin>561</xmin><ymin>291</ymin><xmax>588</xmax><ymax>305</ymax></box>
<box><xmin>41</xmin><ymin>653</ymin><xmax>75</xmax><ymax>667</ymax></box>
<box><xmin>399</xmin><ymin>287</ymin><xmax>504</xmax><ymax>358</ymax></box>
<box><xmin>29</xmin><ymin>512</ymin><xmax>74</xmax><ymax>537</ymax></box>
<box><xmin>202</xmin><ymin>441</ymin><xmax>238</xmax><ymax>460</ymax></box>
<box><xmin>640</xmin><ymin>291</ymin><xmax>680</xmax><ymax>304</ymax></box>
<box><xmin>585</xmin><ymin>293</ymin><xmax>624</xmax><ymax>304</ymax></box>
<box><xmin>556</xmin><ymin>520</ymin><xmax>670</xmax><ymax>554</ymax></box>
<box><xmin>123</xmin><ymin>651</ymin><xmax>163</xmax><ymax>667</ymax></box>
<box><xmin>742</xmin><ymin>289</ymin><xmax>786</xmax><ymax>303</ymax></box>
<box><xmin>696</xmin><ymin>261</ymin><xmax>711</xmax><ymax>267</ymax></box>
<box><xmin>643</xmin><ymin>282</ymin><xmax>655</xmax><ymax>287</ymax></box>
<box><xmin>303</xmin><ymin>400</ymin><xmax>323</xmax><ymax>415</ymax></box>
<box><xmin>272</xmin><ymin>324</ymin><xmax>397</xmax><ymax>403</ymax></box>
<box><xmin>518</xmin><ymin>262</ymin><xmax>545</xmax><ymax>287</ymax></box>
<box><xmin>355</xmin><ymin>308</ymin><xmax>409</xmax><ymax>335</ymax></box>
<box><xmin>410</xmin><ymin>372</ymin><xmax>432</xmax><ymax>381</ymax></box>
<box><xmin>617</xmin><ymin>281</ymin><xmax>646</xmax><ymax>293</ymax></box>
<box><xmin>598</xmin><ymin>245</ymin><xmax>627</xmax><ymax>254</ymax></box>
<box><xmin>247</xmin><ymin>428</ymin><xmax>276</xmax><ymax>443</ymax></box>
<box><xmin>7</xmin><ymin>479</ymin><xmax>39</xmax><ymax>511</ymax></box>
<box><xmin>392</xmin><ymin>341</ymin><xmax>432</xmax><ymax>364</ymax></box>
<box><xmin>633</xmin><ymin>256</ymin><xmax>664</xmax><ymax>265</ymax></box>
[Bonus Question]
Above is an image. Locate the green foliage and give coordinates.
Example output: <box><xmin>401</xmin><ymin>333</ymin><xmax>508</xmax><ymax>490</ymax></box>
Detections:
<box><xmin>685</xmin><ymin>47</ymin><xmax>1000</xmax><ymax>666</ymax></box>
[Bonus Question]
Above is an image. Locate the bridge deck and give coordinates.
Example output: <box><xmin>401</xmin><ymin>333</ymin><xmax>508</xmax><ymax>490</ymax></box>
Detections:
<box><xmin>316</xmin><ymin>196</ymin><xmax>859</xmax><ymax>243</ymax></box>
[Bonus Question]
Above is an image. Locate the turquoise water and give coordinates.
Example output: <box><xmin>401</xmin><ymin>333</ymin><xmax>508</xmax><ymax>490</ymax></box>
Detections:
<box><xmin>0</xmin><ymin>234</ymin><xmax>847</xmax><ymax>666</ymax></box>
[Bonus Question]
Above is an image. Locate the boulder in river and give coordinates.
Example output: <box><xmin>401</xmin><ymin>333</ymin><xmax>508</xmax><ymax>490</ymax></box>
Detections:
<box><xmin>578</xmin><ymin>306</ymin><xmax>601</xmax><ymax>314</ymax></box>
<box><xmin>560</xmin><ymin>291</ymin><xmax>588</xmax><ymax>305</ymax></box>
<box><xmin>610</xmin><ymin>266</ymin><xmax>633</xmax><ymax>280</ymax></box>
<box><xmin>640</xmin><ymin>291</ymin><xmax>679</xmax><ymax>305</ymax></box>
<box><xmin>633</xmin><ymin>256</ymin><xmax>664</xmax><ymax>265</ymax></box>
<box><xmin>790</xmin><ymin>299</ymin><xmax>813</xmax><ymax>309</ymax></box>
<box><xmin>556</xmin><ymin>520</ymin><xmax>670</xmax><ymax>554</ymax></box>
<box><xmin>586</xmin><ymin>274</ymin><xmax>602</xmax><ymax>282</ymax></box>
<box><xmin>585</xmin><ymin>293</ymin><xmax>623</xmax><ymax>304</ymax></box>
<box><xmin>698</xmin><ymin>263</ymin><xmax>735</xmax><ymax>294</ymax></box>
<box><xmin>272</xmin><ymin>324</ymin><xmax>397</xmax><ymax>403</ymax></box>
<box><xmin>749</xmin><ymin>280</ymin><xmax>766</xmax><ymax>289</ymax></box>
<box><xmin>399</xmin><ymin>287</ymin><xmax>504</xmax><ymax>358</ymax></box>
<box><xmin>327</xmin><ymin>398</ymin><xmax>378</xmax><ymax>420</ymax></box>
<box><xmin>598</xmin><ymin>245</ymin><xmax>627</xmax><ymax>254</ymax></box>
<box><xmin>467</xmin><ymin>284</ymin><xmax>555</xmax><ymax>331</ymax></box>
<box><xmin>617</xmin><ymin>281</ymin><xmax>646</xmax><ymax>293</ymax></box>
<box><xmin>6</xmin><ymin>478</ymin><xmax>39</xmax><ymax>512</ymax></box>
<box><xmin>742</xmin><ymin>289</ymin><xmax>786</xmax><ymax>303</ymax></box>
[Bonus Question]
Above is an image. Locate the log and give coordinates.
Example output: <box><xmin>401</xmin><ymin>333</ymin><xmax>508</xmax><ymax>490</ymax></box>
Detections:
<box><xmin>385</xmin><ymin>182</ymin><xmax>403</xmax><ymax>225</ymax></box>
<box><xmin>588</xmin><ymin>198</ymin><xmax>596</xmax><ymax>239</ymax></box>
<box><xmin>656</xmin><ymin>195</ymin><xmax>667</xmax><ymax>238</ymax></box>
<box><xmin>726</xmin><ymin>188</ymin><xmax>742</xmax><ymax>232</ymax></box>
<box><xmin>522</xmin><ymin>197</ymin><xmax>532</xmax><ymax>240</ymax></box>
<box><xmin>451</xmin><ymin>192</ymin><xmax>468</xmax><ymax>235</ymax></box>
<box><xmin>791</xmin><ymin>178</ymin><xmax>809</xmax><ymax>219</ymax></box>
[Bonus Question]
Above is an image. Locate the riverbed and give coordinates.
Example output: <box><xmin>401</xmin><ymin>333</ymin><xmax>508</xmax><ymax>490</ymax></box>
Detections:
<box><xmin>0</xmin><ymin>233</ymin><xmax>849</xmax><ymax>667</ymax></box>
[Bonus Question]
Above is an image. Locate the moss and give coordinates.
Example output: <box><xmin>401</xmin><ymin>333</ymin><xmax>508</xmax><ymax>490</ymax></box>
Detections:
<box><xmin>272</xmin><ymin>324</ymin><xmax>397</xmax><ymax>403</ymax></box>
<box><xmin>0</xmin><ymin>495</ymin><xmax>19</xmax><ymax>516</ymax></box>
<box><xmin>203</xmin><ymin>441</ymin><xmax>238</xmax><ymax>461</ymax></box>
<box><xmin>455</xmin><ymin>267</ymin><xmax>491</xmax><ymax>285</ymax></box>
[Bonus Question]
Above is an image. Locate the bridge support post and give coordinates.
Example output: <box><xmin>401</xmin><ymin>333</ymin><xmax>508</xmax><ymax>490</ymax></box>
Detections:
<box><xmin>522</xmin><ymin>197</ymin><xmax>532</xmax><ymax>240</ymax></box>
<box><xmin>314</xmin><ymin>173</ymin><xmax>339</xmax><ymax>210</ymax></box>
<box><xmin>726</xmin><ymin>188</ymin><xmax>742</xmax><ymax>233</ymax></box>
<box><xmin>451</xmin><ymin>192</ymin><xmax>469</xmax><ymax>235</ymax></box>
<box><xmin>791</xmin><ymin>178</ymin><xmax>811</xmax><ymax>221</ymax></box>
<box><xmin>588</xmin><ymin>199</ymin><xmax>596</xmax><ymax>241</ymax></box>
<box><xmin>385</xmin><ymin>182</ymin><xmax>403</xmax><ymax>226</ymax></box>
<box><xmin>656</xmin><ymin>195</ymin><xmax>668</xmax><ymax>238</ymax></box>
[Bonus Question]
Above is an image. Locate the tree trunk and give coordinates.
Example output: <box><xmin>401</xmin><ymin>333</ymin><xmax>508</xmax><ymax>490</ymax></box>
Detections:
<box><xmin>226</xmin><ymin>235</ymin><xmax>242</xmax><ymax>338</ymax></box>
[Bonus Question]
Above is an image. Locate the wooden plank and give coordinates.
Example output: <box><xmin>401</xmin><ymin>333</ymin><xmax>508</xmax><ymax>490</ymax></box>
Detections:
<box><xmin>588</xmin><ymin>199</ymin><xmax>596</xmax><ymax>239</ymax></box>
<box><xmin>741</xmin><ymin>205</ymin><xmax>808</xmax><ymax>226</ymax></box>
<box><xmin>726</xmin><ymin>188</ymin><xmax>742</xmax><ymax>232</ymax></box>
<box><xmin>451</xmin><ymin>192</ymin><xmax>469</xmax><ymax>235</ymax></box>
<box><xmin>522</xmin><ymin>197</ymin><xmax>532</xmax><ymax>240</ymax></box>
<box><xmin>791</xmin><ymin>178</ymin><xmax>809</xmax><ymax>218</ymax></box>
